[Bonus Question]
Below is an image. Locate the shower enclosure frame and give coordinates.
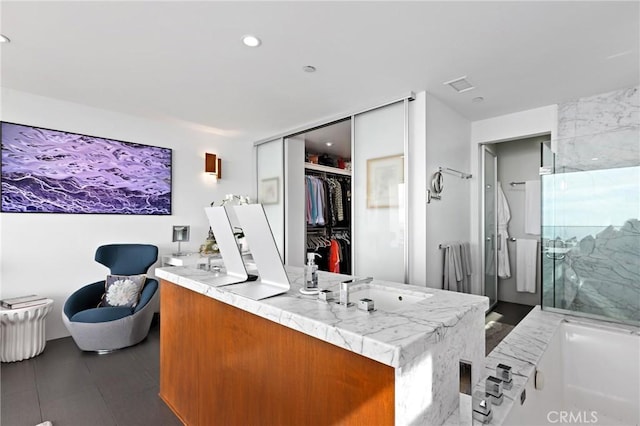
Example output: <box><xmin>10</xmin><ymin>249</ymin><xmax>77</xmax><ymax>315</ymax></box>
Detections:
<box><xmin>481</xmin><ymin>144</ymin><xmax>498</xmax><ymax>310</ymax></box>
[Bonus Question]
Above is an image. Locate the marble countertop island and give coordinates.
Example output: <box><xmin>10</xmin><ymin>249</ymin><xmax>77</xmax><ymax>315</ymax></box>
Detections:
<box><xmin>155</xmin><ymin>266</ymin><xmax>488</xmax><ymax>368</ymax></box>
<box><xmin>156</xmin><ymin>265</ymin><xmax>489</xmax><ymax>425</ymax></box>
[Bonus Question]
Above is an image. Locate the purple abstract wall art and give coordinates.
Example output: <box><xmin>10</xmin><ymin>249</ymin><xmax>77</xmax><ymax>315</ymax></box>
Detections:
<box><xmin>1</xmin><ymin>122</ymin><xmax>172</xmax><ymax>215</ymax></box>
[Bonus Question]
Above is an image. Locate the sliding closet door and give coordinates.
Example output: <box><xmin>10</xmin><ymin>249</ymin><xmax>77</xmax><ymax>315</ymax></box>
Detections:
<box><xmin>353</xmin><ymin>101</ymin><xmax>407</xmax><ymax>282</ymax></box>
<box><xmin>284</xmin><ymin>136</ymin><xmax>305</xmax><ymax>267</ymax></box>
<box><xmin>256</xmin><ymin>138</ymin><xmax>285</xmax><ymax>260</ymax></box>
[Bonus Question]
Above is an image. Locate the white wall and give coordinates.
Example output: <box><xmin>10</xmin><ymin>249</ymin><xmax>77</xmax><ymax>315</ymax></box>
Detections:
<box><xmin>0</xmin><ymin>88</ymin><xmax>254</xmax><ymax>340</ymax></box>
<box><xmin>470</xmin><ymin>105</ymin><xmax>558</xmax><ymax>296</ymax></box>
<box><xmin>423</xmin><ymin>93</ymin><xmax>471</xmax><ymax>288</ymax></box>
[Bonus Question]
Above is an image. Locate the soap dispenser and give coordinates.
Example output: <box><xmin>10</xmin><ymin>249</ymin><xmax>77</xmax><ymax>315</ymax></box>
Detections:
<box><xmin>300</xmin><ymin>253</ymin><xmax>321</xmax><ymax>295</ymax></box>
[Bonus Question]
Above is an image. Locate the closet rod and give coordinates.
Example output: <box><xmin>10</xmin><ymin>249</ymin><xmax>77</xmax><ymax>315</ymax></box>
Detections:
<box><xmin>438</xmin><ymin>167</ymin><xmax>472</xmax><ymax>179</ymax></box>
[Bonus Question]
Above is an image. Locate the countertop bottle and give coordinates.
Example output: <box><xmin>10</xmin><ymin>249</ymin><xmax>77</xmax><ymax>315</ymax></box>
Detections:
<box><xmin>301</xmin><ymin>253</ymin><xmax>321</xmax><ymax>295</ymax></box>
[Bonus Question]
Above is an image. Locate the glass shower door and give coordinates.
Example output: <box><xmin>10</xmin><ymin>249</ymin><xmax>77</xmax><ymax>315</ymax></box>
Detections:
<box><xmin>541</xmin><ymin>129</ymin><xmax>640</xmax><ymax>325</ymax></box>
<box><xmin>482</xmin><ymin>146</ymin><xmax>498</xmax><ymax>309</ymax></box>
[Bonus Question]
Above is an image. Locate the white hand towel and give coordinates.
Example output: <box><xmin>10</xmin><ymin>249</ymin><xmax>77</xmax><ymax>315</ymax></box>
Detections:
<box><xmin>524</xmin><ymin>180</ymin><xmax>540</xmax><ymax>235</ymax></box>
<box><xmin>516</xmin><ymin>239</ymin><xmax>538</xmax><ymax>293</ymax></box>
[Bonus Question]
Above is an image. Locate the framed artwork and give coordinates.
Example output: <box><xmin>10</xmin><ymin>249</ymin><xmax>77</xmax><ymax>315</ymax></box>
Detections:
<box><xmin>1</xmin><ymin>121</ymin><xmax>172</xmax><ymax>215</ymax></box>
<box><xmin>259</xmin><ymin>177</ymin><xmax>279</xmax><ymax>204</ymax></box>
<box><xmin>367</xmin><ymin>154</ymin><xmax>404</xmax><ymax>208</ymax></box>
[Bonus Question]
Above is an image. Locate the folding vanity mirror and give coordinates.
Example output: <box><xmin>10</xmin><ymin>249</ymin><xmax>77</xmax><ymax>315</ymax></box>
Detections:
<box><xmin>203</xmin><ymin>206</ymin><xmax>249</xmax><ymax>286</ymax></box>
<box><xmin>223</xmin><ymin>204</ymin><xmax>290</xmax><ymax>300</ymax></box>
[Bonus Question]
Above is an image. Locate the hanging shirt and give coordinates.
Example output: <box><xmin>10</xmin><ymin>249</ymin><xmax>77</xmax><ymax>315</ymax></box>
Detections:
<box><xmin>316</xmin><ymin>178</ymin><xmax>325</xmax><ymax>225</ymax></box>
<box><xmin>334</xmin><ymin>179</ymin><xmax>344</xmax><ymax>222</ymax></box>
<box><xmin>305</xmin><ymin>177</ymin><xmax>313</xmax><ymax>225</ymax></box>
<box><xmin>329</xmin><ymin>239</ymin><xmax>341</xmax><ymax>273</ymax></box>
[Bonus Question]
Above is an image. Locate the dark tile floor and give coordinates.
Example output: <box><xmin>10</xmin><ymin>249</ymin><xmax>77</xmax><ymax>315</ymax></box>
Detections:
<box><xmin>1</xmin><ymin>303</ymin><xmax>533</xmax><ymax>426</ymax></box>
<box><xmin>0</xmin><ymin>319</ymin><xmax>181</xmax><ymax>426</ymax></box>
<box><xmin>484</xmin><ymin>301</ymin><xmax>535</xmax><ymax>354</ymax></box>
<box><xmin>487</xmin><ymin>301</ymin><xmax>535</xmax><ymax>327</ymax></box>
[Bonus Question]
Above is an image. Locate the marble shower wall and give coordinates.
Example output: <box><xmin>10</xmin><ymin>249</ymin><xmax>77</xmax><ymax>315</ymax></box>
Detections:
<box><xmin>546</xmin><ymin>86</ymin><xmax>640</xmax><ymax>324</ymax></box>
<box><xmin>556</xmin><ymin>86</ymin><xmax>639</xmax><ymax>172</ymax></box>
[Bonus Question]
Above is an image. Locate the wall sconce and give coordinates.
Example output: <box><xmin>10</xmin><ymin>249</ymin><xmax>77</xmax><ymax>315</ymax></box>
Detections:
<box><xmin>205</xmin><ymin>153</ymin><xmax>222</xmax><ymax>179</ymax></box>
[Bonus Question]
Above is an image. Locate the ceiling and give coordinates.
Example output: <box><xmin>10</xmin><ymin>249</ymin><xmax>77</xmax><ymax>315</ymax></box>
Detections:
<box><xmin>1</xmin><ymin>1</ymin><xmax>638</xmax><ymax>145</ymax></box>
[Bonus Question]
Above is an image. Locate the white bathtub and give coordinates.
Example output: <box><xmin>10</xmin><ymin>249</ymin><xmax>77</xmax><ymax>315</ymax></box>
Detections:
<box><xmin>504</xmin><ymin>320</ymin><xmax>640</xmax><ymax>426</ymax></box>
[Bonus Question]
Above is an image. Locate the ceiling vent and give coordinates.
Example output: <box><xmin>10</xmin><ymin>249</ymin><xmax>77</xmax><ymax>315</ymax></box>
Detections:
<box><xmin>443</xmin><ymin>76</ymin><xmax>475</xmax><ymax>93</ymax></box>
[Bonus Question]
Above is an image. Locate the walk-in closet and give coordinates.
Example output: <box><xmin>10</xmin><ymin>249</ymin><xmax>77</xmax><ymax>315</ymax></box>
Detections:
<box><xmin>302</xmin><ymin>120</ymin><xmax>352</xmax><ymax>274</ymax></box>
<box><xmin>254</xmin><ymin>96</ymin><xmax>411</xmax><ymax>282</ymax></box>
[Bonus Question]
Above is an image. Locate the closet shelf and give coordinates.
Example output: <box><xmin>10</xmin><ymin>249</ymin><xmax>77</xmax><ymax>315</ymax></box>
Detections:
<box><xmin>305</xmin><ymin>162</ymin><xmax>351</xmax><ymax>176</ymax></box>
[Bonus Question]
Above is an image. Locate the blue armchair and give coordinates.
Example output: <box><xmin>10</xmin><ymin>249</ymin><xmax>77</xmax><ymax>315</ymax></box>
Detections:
<box><xmin>62</xmin><ymin>244</ymin><xmax>159</xmax><ymax>352</ymax></box>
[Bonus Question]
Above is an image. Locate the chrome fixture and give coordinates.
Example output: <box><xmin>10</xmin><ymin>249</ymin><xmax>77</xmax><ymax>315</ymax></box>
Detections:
<box><xmin>496</xmin><ymin>364</ymin><xmax>513</xmax><ymax>390</ymax></box>
<box><xmin>318</xmin><ymin>289</ymin><xmax>333</xmax><ymax>303</ymax></box>
<box><xmin>339</xmin><ymin>282</ymin><xmax>352</xmax><ymax>307</ymax></box>
<box><xmin>459</xmin><ymin>360</ymin><xmax>473</xmax><ymax>424</ymax></box>
<box><xmin>472</xmin><ymin>390</ymin><xmax>493</xmax><ymax>423</ymax></box>
<box><xmin>357</xmin><ymin>298</ymin><xmax>375</xmax><ymax>312</ymax></box>
<box><xmin>438</xmin><ymin>166</ymin><xmax>472</xmax><ymax>179</ymax></box>
<box><xmin>337</xmin><ymin>277</ymin><xmax>373</xmax><ymax>307</ymax></box>
<box><xmin>485</xmin><ymin>376</ymin><xmax>504</xmax><ymax>406</ymax></box>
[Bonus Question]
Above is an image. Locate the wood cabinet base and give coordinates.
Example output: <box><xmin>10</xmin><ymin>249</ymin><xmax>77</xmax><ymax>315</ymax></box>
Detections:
<box><xmin>160</xmin><ymin>280</ymin><xmax>395</xmax><ymax>425</ymax></box>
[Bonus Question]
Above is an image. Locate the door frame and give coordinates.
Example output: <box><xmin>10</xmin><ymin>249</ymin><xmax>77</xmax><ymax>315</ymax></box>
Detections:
<box><xmin>480</xmin><ymin>144</ymin><xmax>498</xmax><ymax>310</ymax></box>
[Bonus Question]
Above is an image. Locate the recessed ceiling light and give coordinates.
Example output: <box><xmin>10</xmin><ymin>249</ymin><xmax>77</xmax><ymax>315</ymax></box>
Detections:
<box><xmin>241</xmin><ymin>35</ymin><xmax>261</xmax><ymax>47</ymax></box>
<box><xmin>443</xmin><ymin>76</ymin><xmax>475</xmax><ymax>93</ymax></box>
<box><xmin>591</xmin><ymin>157</ymin><xmax>599</xmax><ymax>161</ymax></box>
<box><xmin>325</xmin><ymin>142</ymin><xmax>333</xmax><ymax>147</ymax></box>
<box><xmin>302</xmin><ymin>65</ymin><xmax>317</xmax><ymax>73</ymax></box>
<box><xmin>0</xmin><ymin>34</ymin><xmax>10</xmax><ymax>43</ymax></box>
<box><xmin>472</xmin><ymin>96</ymin><xmax>484</xmax><ymax>103</ymax></box>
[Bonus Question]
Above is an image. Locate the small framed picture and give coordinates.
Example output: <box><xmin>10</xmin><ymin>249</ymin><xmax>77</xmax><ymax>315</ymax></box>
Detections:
<box><xmin>367</xmin><ymin>154</ymin><xmax>404</xmax><ymax>208</ymax></box>
<box><xmin>259</xmin><ymin>177</ymin><xmax>279</xmax><ymax>204</ymax></box>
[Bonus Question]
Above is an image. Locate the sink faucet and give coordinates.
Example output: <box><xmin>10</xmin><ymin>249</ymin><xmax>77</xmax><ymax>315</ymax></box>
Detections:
<box><xmin>339</xmin><ymin>282</ymin><xmax>350</xmax><ymax>306</ymax></box>
<box><xmin>338</xmin><ymin>277</ymin><xmax>373</xmax><ymax>307</ymax></box>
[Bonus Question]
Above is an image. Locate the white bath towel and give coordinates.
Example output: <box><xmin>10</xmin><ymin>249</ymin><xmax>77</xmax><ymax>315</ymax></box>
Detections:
<box><xmin>516</xmin><ymin>239</ymin><xmax>538</xmax><ymax>293</ymax></box>
<box><xmin>497</xmin><ymin>182</ymin><xmax>511</xmax><ymax>279</ymax></box>
<box><xmin>524</xmin><ymin>180</ymin><xmax>540</xmax><ymax>235</ymax></box>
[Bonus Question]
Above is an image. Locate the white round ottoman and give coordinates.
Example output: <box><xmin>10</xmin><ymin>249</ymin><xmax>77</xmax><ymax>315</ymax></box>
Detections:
<box><xmin>1</xmin><ymin>299</ymin><xmax>54</xmax><ymax>362</ymax></box>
